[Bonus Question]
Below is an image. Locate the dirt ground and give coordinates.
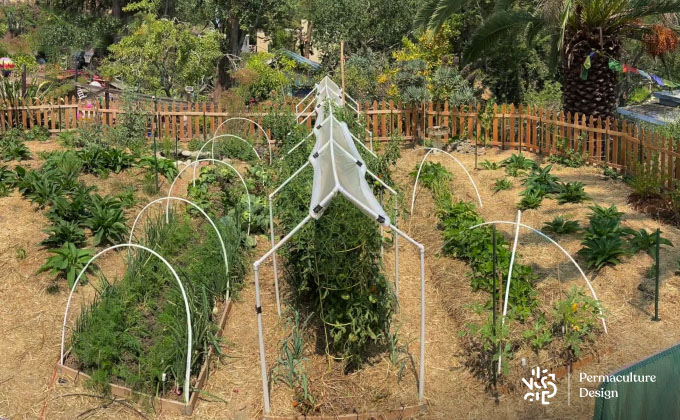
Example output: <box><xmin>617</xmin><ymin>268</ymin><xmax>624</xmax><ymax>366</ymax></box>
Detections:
<box><xmin>3</xmin><ymin>142</ymin><xmax>680</xmax><ymax>419</ymax></box>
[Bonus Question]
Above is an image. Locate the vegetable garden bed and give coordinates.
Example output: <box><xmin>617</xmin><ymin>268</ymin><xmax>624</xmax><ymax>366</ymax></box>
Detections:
<box><xmin>58</xmin><ymin>299</ymin><xmax>232</xmax><ymax>415</ymax></box>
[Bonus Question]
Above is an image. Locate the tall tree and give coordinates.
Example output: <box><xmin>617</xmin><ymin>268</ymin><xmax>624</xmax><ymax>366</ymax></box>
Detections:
<box><xmin>100</xmin><ymin>14</ymin><xmax>221</xmax><ymax>96</ymax></box>
<box><xmin>308</xmin><ymin>0</ymin><xmax>418</xmax><ymax>53</ymax></box>
<box><xmin>417</xmin><ymin>0</ymin><xmax>680</xmax><ymax>118</ymax></box>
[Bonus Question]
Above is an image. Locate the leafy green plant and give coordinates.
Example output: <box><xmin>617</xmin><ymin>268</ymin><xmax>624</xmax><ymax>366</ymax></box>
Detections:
<box><xmin>523</xmin><ymin>315</ymin><xmax>553</xmax><ymax>351</ymax></box>
<box><xmin>15</xmin><ymin>168</ymin><xmax>66</xmax><ymax>208</ymax></box>
<box><xmin>46</xmin><ymin>185</ymin><xmax>97</xmax><ymax>226</ymax></box>
<box><xmin>15</xmin><ymin>247</ymin><xmax>26</xmax><ymax>260</ymax></box>
<box><xmin>1</xmin><ymin>138</ymin><xmax>31</xmax><ymax>161</ymax></box>
<box><xmin>78</xmin><ymin>145</ymin><xmax>135</xmax><ymax>176</ymax></box>
<box><xmin>411</xmin><ymin>161</ymin><xmax>452</xmax><ymax>190</ymax></box>
<box><xmin>523</xmin><ymin>165</ymin><xmax>560</xmax><ymax>195</ymax></box>
<box><xmin>459</xmin><ymin>305</ymin><xmax>513</xmax><ymax>377</ymax></box>
<box><xmin>138</xmin><ymin>156</ymin><xmax>179</xmax><ymax>181</ymax></box>
<box><xmin>602</xmin><ymin>166</ymin><xmax>620</xmax><ymax>180</ymax></box>
<box><xmin>518</xmin><ymin>189</ymin><xmax>544</xmax><ymax>210</ymax></box>
<box><xmin>553</xmin><ymin>287</ymin><xmax>603</xmax><ymax>362</ymax></box>
<box><xmin>578</xmin><ymin>236</ymin><xmax>628</xmax><ymax>270</ymax></box>
<box><xmin>628</xmin><ymin>167</ymin><xmax>664</xmax><ymax>199</ymax></box>
<box><xmin>542</xmin><ymin>216</ymin><xmax>580</xmax><ymax>235</ymax></box>
<box><xmin>41</xmin><ymin>220</ymin><xmax>87</xmax><ymax>248</ymax></box>
<box><xmin>500</xmin><ymin>153</ymin><xmax>536</xmax><ymax>176</ymax></box>
<box><xmin>493</xmin><ymin>178</ymin><xmax>512</xmax><ymax>192</ymax></box>
<box><xmin>85</xmin><ymin>195</ymin><xmax>127</xmax><ymax>246</ymax></box>
<box><xmin>24</xmin><ymin>125</ymin><xmax>50</xmax><ymax>142</ymax></box>
<box><xmin>556</xmin><ymin>182</ymin><xmax>588</xmax><ymax>204</ymax></box>
<box><xmin>273</xmin><ymin>310</ymin><xmax>315</xmax><ymax>412</ymax></box>
<box><xmin>629</xmin><ymin>229</ymin><xmax>673</xmax><ymax>259</ymax></box>
<box><xmin>0</xmin><ymin>165</ymin><xmax>16</xmax><ymax>196</ymax></box>
<box><xmin>38</xmin><ymin>242</ymin><xmax>95</xmax><ymax>287</ymax></box>
<box><xmin>114</xmin><ymin>187</ymin><xmax>138</xmax><ymax>209</ymax></box>
<box><xmin>548</xmin><ymin>137</ymin><xmax>588</xmax><ymax>168</ymax></box>
<box><xmin>480</xmin><ymin>160</ymin><xmax>500</xmax><ymax>170</ymax></box>
<box><xmin>588</xmin><ymin>204</ymin><xmax>623</xmax><ymax>222</ymax></box>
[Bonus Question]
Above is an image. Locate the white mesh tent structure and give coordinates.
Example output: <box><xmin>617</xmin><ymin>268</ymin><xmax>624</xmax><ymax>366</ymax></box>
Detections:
<box><xmin>295</xmin><ymin>76</ymin><xmax>373</xmax><ymax>149</ymax></box>
<box><xmin>253</xmin><ymin>78</ymin><xmax>426</xmax><ymax>415</ymax></box>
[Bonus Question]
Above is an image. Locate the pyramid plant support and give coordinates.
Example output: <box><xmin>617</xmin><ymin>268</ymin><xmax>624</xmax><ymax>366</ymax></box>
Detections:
<box><xmin>256</xmin><ymin>78</ymin><xmax>425</xmax><ymax>415</ymax></box>
<box><xmin>254</xmin><ymin>194</ymin><xmax>425</xmax><ymax>414</ymax></box>
<box><xmin>267</xmin><ymin>114</ymin><xmax>399</xmax><ymax>316</ymax></box>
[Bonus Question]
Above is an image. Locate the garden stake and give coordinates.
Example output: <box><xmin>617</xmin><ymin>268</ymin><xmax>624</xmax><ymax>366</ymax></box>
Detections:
<box><xmin>153</xmin><ymin>97</ymin><xmax>159</xmax><ymax>192</ymax></box>
<box><xmin>492</xmin><ymin>225</ymin><xmax>498</xmax><ymax>403</ymax></box>
<box><xmin>653</xmin><ymin>228</ymin><xmax>661</xmax><ymax>321</ymax></box>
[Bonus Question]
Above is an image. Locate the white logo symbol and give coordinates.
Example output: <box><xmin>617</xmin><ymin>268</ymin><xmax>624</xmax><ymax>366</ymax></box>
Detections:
<box><xmin>522</xmin><ymin>366</ymin><xmax>557</xmax><ymax>405</ymax></box>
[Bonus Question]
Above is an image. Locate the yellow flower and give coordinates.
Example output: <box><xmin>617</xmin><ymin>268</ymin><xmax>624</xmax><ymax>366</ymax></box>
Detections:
<box><xmin>572</xmin><ymin>325</ymin><xmax>580</xmax><ymax>332</ymax></box>
<box><xmin>571</xmin><ymin>303</ymin><xmax>578</xmax><ymax>312</ymax></box>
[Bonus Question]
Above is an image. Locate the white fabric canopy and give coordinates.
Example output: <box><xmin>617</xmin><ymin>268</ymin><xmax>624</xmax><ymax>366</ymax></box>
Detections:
<box><xmin>308</xmin><ymin>106</ymin><xmax>389</xmax><ymax>226</ymax></box>
<box><xmin>316</xmin><ymin>76</ymin><xmax>344</xmax><ymax>106</ymax></box>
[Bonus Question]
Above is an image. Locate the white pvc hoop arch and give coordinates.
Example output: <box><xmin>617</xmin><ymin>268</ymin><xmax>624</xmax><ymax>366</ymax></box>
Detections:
<box><xmin>212</xmin><ymin>117</ymin><xmax>272</xmax><ymax>164</ymax></box>
<box><xmin>193</xmin><ymin>135</ymin><xmax>260</xmax><ymax>187</ymax></box>
<box><xmin>196</xmin><ymin>134</ymin><xmax>262</xmax><ymax>163</ymax></box>
<box><xmin>167</xmin><ymin>159</ymin><xmax>252</xmax><ymax>237</ymax></box>
<box><xmin>410</xmin><ymin>147</ymin><xmax>484</xmax><ymax>214</ymax></box>
<box><xmin>129</xmin><ymin>196</ymin><xmax>231</xmax><ymax>299</ymax></box>
<box><xmin>59</xmin><ymin>243</ymin><xmax>192</xmax><ymax>405</ymax></box>
<box><xmin>465</xmin><ymin>220</ymin><xmax>608</xmax><ymax>334</ymax></box>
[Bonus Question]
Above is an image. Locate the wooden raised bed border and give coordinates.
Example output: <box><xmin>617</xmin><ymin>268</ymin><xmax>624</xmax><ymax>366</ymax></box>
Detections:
<box><xmin>58</xmin><ymin>299</ymin><xmax>233</xmax><ymax>416</ymax></box>
<box><xmin>263</xmin><ymin>403</ymin><xmax>427</xmax><ymax>420</ymax></box>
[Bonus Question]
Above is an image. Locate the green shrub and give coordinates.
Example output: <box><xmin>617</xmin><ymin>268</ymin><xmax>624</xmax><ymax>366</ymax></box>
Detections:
<box><xmin>1</xmin><ymin>137</ymin><xmax>31</xmax><ymax>161</ymax></box>
<box><xmin>628</xmin><ymin>168</ymin><xmax>664</xmax><ymax>198</ymax></box>
<box><xmin>548</xmin><ymin>137</ymin><xmax>588</xmax><ymax>168</ymax></box>
<box><xmin>602</xmin><ymin>166</ymin><xmax>620</xmax><ymax>180</ymax></box>
<box><xmin>24</xmin><ymin>125</ymin><xmax>50</xmax><ymax>142</ymax></box>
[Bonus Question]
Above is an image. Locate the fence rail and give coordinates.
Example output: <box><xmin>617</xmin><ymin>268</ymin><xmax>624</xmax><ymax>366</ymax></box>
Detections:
<box><xmin>1</xmin><ymin>97</ymin><xmax>677</xmax><ymax>185</ymax></box>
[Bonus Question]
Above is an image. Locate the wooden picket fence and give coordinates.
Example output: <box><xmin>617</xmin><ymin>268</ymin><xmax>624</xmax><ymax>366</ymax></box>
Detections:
<box><xmin>1</xmin><ymin>96</ymin><xmax>678</xmax><ymax>185</ymax></box>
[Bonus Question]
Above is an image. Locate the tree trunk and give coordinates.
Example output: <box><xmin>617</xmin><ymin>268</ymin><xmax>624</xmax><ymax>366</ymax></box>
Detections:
<box><xmin>562</xmin><ymin>28</ymin><xmax>621</xmax><ymax>119</ymax></box>
<box><xmin>112</xmin><ymin>0</ymin><xmax>122</xmax><ymax>18</ymax></box>
<box><xmin>303</xmin><ymin>21</ymin><xmax>313</xmax><ymax>58</ymax></box>
<box><xmin>229</xmin><ymin>17</ymin><xmax>240</xmax><ymax>56</ymax></box>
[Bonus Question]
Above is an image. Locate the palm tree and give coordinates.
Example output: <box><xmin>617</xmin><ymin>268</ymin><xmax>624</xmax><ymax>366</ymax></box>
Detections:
<box><xmin>416</xmin><ymin>0</ymin><xmax>680</xmax><ymax>118</ymax></box>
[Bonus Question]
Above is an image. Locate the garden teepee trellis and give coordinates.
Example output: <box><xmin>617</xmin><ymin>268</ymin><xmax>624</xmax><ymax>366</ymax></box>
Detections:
<box><xmin>254</xmin><ymin>76</ymin><xmax>426</xmax><ymax>415</ymax></box>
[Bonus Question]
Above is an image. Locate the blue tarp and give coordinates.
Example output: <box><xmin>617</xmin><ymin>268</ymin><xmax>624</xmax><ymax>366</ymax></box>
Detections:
<box><xmin>282</xmin><ymin>50</ymin><xmax>320</xmax><ymax>70</ymax></box>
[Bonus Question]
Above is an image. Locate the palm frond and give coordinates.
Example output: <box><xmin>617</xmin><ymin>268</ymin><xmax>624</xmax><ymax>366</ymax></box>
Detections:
<box><xmin>414</xmin><ymin>0</ymin><xmax>443</xmax><ymax>31</ymax></box>
<box><xmin>430</xmin><ymin>0</ymin><xmax>467</xmax><ymax>31</ymax></box>
<box><xmin>414</xmin><ymin>0</ymin><xmax>467</xmax><ymax>32</ymax></box>
<box><xmin>463</xmin><ymin>11</ymin><xmax>538</xmax><ymax>63</ymax></box>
